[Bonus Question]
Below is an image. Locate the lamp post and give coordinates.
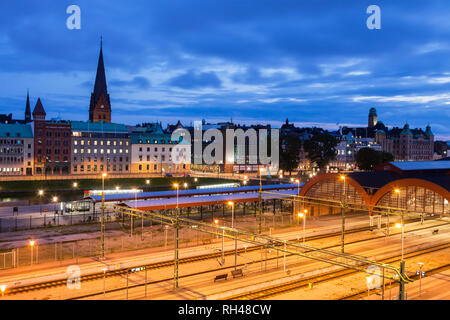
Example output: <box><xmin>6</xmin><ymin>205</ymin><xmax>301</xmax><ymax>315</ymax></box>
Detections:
<box><xmin>29</xmin><ymin>240</ymin><xmax>35</xmax><ymax>266</ymax></box>
<box><xmin>258</xmin><ymin>168</ymin><xmax>264</xmax><ymax>234</ymax></box>
<box><xmin>38</xmin><ymin>190</ymin><xmax>44</xmax><ymax>215</ymax></box>
<box><xmin>298</xmin><ymin>209</ymin><xmax>307</xmax><ymax>244</ymax></box>
<box><xmin>418</xmin><ymin>262</ymin><xmax>424</xmax><ymax>297</ymax></box>
<box><xmin>101</xmin><ymin>172</ymin><xmax>107</xmax><ymax>260</ymax></box>
<box><xmin>228</xmin><ymin>201</ymin><xmax>235</xmax><ymax>228</ymax></box>
<box><xmin>73</xmin><ymin>182</ymin><xmax>78</xmax><ymax>189</ymax></box>
<box><xmin>295</xmin><ymin>179</ymin><xmax>300</xmax><ymax>194</ymax></box>
<box><xmin>0</xmin><ymin>285</ymin><xmax>6</xmax><ymax>297</ymax></box>
<box><xmin>52</xmin><ymin>196</ymin><xmax>58</xmax><ymax>214</ymax></box>
<box><xmin>395</xmin><ymin>219</ymin><xmax>407</xmax><ymax>301</ymax></box>
<box><xmin>228</xmin><ymin>201</ymin><xmax>238</xmax><ymax>271</ymax></box>
<box><xmin>173</xmin><ymin>183</ymin><xmax>180</xmax><ymax>290</ymax></box>
<box><xmin>340</xmin><ymin>175</ymin><xmax>346</xmax><ymax>254</ymax></box>
<box><xmin>395</xmin><ymin>221</ymin><xmax>405</xmax><ymax>261</ymax></box>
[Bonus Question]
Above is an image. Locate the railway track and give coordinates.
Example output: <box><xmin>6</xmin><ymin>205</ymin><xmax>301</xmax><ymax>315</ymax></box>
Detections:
<box><xmin>339</xmin><ymin>263</ymin><xmax>450</xmax><ymax>300</ymax></box>
<box><xmin>223</xmin><ymin>242</ymin><xmax>450</xmax><ymax>300</ymax></box>
<box><xmin>3</xmin><ymin>219</ymin><xmax>448</xmax><ymax>297</ymax></box>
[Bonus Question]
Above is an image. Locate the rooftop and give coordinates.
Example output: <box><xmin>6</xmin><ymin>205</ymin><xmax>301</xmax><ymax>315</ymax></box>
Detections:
<box><xmin>387</xmin><ymin>161</ymin><xmax>450</xmax><ymax>171</ymax></box>
<box><xmin>71</xmin><ymin>121</ymin><xmax>128</xmax><ymax>133</ymax></box>
<box><xmin>0</xmin><ymin>123</ymin><xmax>33</xmax><ymax>138</ymax></box>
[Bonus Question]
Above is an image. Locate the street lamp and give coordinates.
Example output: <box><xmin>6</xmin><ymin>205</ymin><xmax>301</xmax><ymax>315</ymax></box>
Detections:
<box><xmin>395</xmin><ymin>222</ymin><xmax>405</xmax><ymax>261</ymax></box>
<box><xmin>101</xmin><ymin>172</ymin><xmax>107</xmax><ymax>260</ymax></box>
<box><xmin>73</xmin><ymin>182</ymin><xmax>78</xmax><ymax>188</ymax></box>
<box><xmin>131</xmin><ymin>188</ymin><xmax>138</xmax><ymax>237</ymax></box>
<box><xmin>0</xmin><ymin>284</ymin><xmax>6</xmax><ymax>297</ymax></box>
<box><xmin>228</xmin><ymin>201</ymin><xmax>238</xmax><ymax>271</ymax></box>
<box><xmin>258</xmin><ymin>168</ymin><xmax>264</xmax><ymax>234</ymax></box>
<box><xmin>295</xmin><ymin>179</ymin><xmax>300</xmax><ymax>194</ymax></box>
<box><xmin>183</xmin><ymin>182</ymin><xmax>188</xmax><ymax>189</ymax></box>
<box><xmin>418</xmin><ymin>262</ymin><xmax>424</xmax><ymax>297</ymax></box>
<box><xmin>52</xmin><ymin>196</ymin><xmax>58</xmax><ymax>214</ymax></box>
<box><xmin>115</xmin><ymin>186</ymin><xmax>120</xmax><ymax>191</ymax></box>
<box><xmin>173</xmin><ymin>183</ymin><xmax>180</xmax><ymax>290</ymax></box>
<box><xmin>194</xmin><ymin>178</ymin><xmax>198</xmax><ymax>182</ymax></box>
<box><xmin>29</xmin><ymin>240</ymin><xmax>35</xmax><ymax>266</ymax></box>
<box><xmin>146</xmin><ymin>179</ymin><xmax>150</xmax><ymax>185</ymax></box>
<box><xmin>38</xmin><ymin>190</ymin><xmax>44</xmax><ymax>215</ymax></box>
<box><xmin>340</xmin><ymin>175</ymin><xmax>346</xmax><ymax>253</ymax></box>
<box><xmin>298</xmin><ymin>209</ymin><xmax>307</xmax><ymax>244</ymax></box>
<box><xmin>228</xmin><ymin>201</ymin><xmax>235</xmax><ymax>229</ymax></box>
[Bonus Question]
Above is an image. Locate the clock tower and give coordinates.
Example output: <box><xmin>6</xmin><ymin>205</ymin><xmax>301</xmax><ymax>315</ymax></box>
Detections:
<box><xmin>89</xmin><ymin>39</ymin><xmax>111</xmax><ymax>123</ymax></box>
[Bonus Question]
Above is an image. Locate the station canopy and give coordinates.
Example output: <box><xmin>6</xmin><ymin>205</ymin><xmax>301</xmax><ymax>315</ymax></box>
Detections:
<box><xmin>89</xmin><ymin>183</ymin><xmax>301</xmax><ymax>203</ymax></box>
<box><xmin>121</xmin><ymin>189</ymin><xmax>298</xmax><ymax>211</ymax></box>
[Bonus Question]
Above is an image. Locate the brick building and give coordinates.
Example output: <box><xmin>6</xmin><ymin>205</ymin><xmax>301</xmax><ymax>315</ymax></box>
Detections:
<box><xmin>32</xmin><ymin>98</ymin><xmax>72</xmax><ymax>175</ymax></box>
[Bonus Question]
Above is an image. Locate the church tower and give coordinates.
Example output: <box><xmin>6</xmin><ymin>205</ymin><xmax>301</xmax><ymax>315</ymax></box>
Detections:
<box><xmin>89</xmin><ymin>39</ymin><xmax>111</xmax><ymax>123</ymax></box>
<box><xmin>368</xmin><ymin>107</ymin><xmax>377</xmax><ymax>128</ymax></box>
<box><xmin>24</xmin><ymin>90</ymin><xmax>31</xmax><ymax>123</ymax></box>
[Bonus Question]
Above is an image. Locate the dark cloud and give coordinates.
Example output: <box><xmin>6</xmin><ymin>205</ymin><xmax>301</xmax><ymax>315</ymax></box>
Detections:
<box><xmin>110</xmin><ymin>77</ymin><xmax>151</xmax><ymax>90</ymax></box>
<box><xmin>168</xmin><ymin>70</ymin><xmax>222</xmax><ymax>89</ymax></box>
<box><xmin>0</xmin><ymin>0</ymin><xmax>449</xmax><ymax>138</ymax></box>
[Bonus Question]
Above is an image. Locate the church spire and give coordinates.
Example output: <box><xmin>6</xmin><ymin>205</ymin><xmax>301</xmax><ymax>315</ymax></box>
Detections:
<box><xmin>25</xmin><ymin>89</ymin><xmax>31</xmax><ymax>123</ymax></box>
<box><xmin>89</xmin><ymin>38</ymin><xmax>111</xmax><ymax>123</ymax></box>
<box><xmin>93</xmin><ymin>39</ymin><xmax>107</xmax><ymax>101</ymax></box>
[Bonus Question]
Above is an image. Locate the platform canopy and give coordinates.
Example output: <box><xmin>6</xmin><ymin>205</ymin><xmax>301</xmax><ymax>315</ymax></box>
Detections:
<box><xmin>89</xmin><ymin>183</ymin><xmax>301</xmax><ymax>203</ymax></box>
<box><xmin>120</xmin><ymin>189</ymin><xmax>298</xmax><ymax>211</ymax></box>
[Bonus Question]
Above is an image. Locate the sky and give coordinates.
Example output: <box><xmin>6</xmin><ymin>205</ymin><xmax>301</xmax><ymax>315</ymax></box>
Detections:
<box><xmin>0</xmin><ymin>0</ymin><xmax>449</xmax><ymax>140</ymax></box>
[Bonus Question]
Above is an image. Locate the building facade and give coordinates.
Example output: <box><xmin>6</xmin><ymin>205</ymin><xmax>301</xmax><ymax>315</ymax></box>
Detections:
<box><xmin>375</xmin><ymin>124</ymin><xmax>434</xmax><ymax>161</ymax></box>
<box><xmin>32</xmin><ymin>98</ymin><xmax>72</xmax><ymax>176</ymax></box>
<box><xmin>130</xmin><ymin>123</ymin><xmax>190</xmax><ymax>174</ymax></box>
<box><xmin>71</xmin><ymin>121</ymin><xmax>130</xmax><ymax>174</ymax></box>
<box><xmin>0</xmin><ymin>123</ymin><xmax>34</xmax><ymax>175</ymax></box>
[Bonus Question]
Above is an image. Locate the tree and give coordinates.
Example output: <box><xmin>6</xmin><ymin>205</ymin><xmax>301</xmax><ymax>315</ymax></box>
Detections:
<box><xmin>303</xmin><ymin>133</ymin><xmax>338</xmax><ymax>170</ymax></box>
<box><xmin>381</xmin><ymin>151</ymin><xmax>394</xmax><ymax>163</ymax></box>
<box><xmin>355</xmin><ymin>148</ymin><xmax>394</xmax><ymax>171</ymax></box>
<box><xmin>279</xmin><ymin>134</ymin><xmax>301</xmax><ymax>175</ymax></box>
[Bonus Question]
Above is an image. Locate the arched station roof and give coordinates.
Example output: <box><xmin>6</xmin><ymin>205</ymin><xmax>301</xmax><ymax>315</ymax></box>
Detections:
<box><xmin>299</xmin><ymin>172</ymin><xmax>450</xmax><ymax>209</ymax></box>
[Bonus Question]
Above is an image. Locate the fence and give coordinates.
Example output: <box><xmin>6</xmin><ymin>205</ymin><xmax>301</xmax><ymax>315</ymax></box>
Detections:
<box><xmin>0</xmin><ymin>207</ymin><xmax>298</xmax><ymax>270</ymax></box>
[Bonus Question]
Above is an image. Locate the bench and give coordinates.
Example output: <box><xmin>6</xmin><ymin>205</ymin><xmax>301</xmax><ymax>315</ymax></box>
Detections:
<box><xmin>432</xmin><ymin>229</ymin><xmax>439</xmax><ymax>235</ymax></box>
<box><xmin>231</xmin><ymin>269</ymin><xmax>244</xmax><ymax>278</ymax></box>
<box><xmin>214</xmin><ymin>274</ymin><xmax>228</xmax><ymax>282</ymax></box>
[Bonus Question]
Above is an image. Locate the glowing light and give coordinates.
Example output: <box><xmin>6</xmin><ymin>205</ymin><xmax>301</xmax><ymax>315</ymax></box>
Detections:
<box><xmin>52</xmin><ymin>196</ymin><xmax>58</xmax><ymax>202</ymax></box>
<box><xmin>102</xmin><ymin>173</ymin><xmax>107</xmax><ymax>178</ymax></box>
<box><xmin>173</xmin><ymin>183</ymin><xmax>179</xmax><ymax>188</ymax></box>
<box><xmin>29</xmin><ymin>240</ymin><xmax>35</xmax><ymax>247</ymax></box>
<box><xmin>146</xmin><ymin>180</ymin><xmax>150</xmax><ymax>185</ymax></box>
<box><xmin>298</xmin><ymin>212</ymin><xmax>304</xmax><ymax>218</ymax></box>
<box><xmin>340</xmin><ymin>175</ymin><xmax>346</xmax><ymax>181</ymax></box>
<box><xmin>394</xmin><ymin>189</ymin><xmax>400</xmax><ymax>193</ymax></box>
<box><xmin>228</xmin><ymin>201</ymin><xmax>234</xmax><ymax>206</ymax></box>
<box><xmin>0</xmin><ymin>285</ymin><xmax>6</xmax><ymax>293</ymax></box>
<box><xmin>395</xmin><ymin>223</ymin><xmax>403</xmax><ymax>229</ymax></box>
<box><xmin>73</xmin><ymin>182</ymin><xmax>78</xmax><ymax>188</ymax></box>
<box><xmin>115</xmin><ymin>186</ymin><xmax>120</xmax><ymax>191</ymax></box>
<box><xmin>38</xmin><ymin>190</ymin><xmax>44</xmax><ymax>196</ymax></box>
<box><xmin>214</xmin><ymin>219</ymin><xmax>219</xmax><ymax>225</ymax></box>
<box><xmin>183</xmin><ymin>183</ymin><xmax>188</xmax><ymax>188</ymax></box>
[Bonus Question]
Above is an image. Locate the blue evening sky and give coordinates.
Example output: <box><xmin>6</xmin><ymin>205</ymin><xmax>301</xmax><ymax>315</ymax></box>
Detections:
<box><xmin>0</xmin><ymin>1</ymin><xmax>449</xmax><ymax>139</ymax></box>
